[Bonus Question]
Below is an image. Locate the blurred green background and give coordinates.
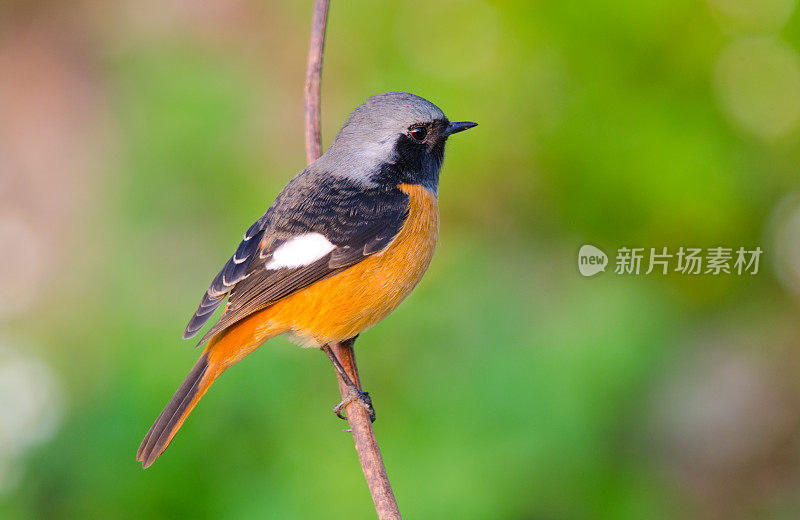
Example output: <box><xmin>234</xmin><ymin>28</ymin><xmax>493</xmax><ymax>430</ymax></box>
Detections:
<box><xmin>2</xmin><ymin>0</ymin><xmax>800</xmax><ymax>518</ymax></box>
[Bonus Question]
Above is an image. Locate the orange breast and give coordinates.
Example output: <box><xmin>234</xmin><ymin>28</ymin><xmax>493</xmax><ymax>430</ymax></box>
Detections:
<box><xmin>263</xmin><ymin>183</ymin><xmax>439</xmax><ymax>346</ymax></box>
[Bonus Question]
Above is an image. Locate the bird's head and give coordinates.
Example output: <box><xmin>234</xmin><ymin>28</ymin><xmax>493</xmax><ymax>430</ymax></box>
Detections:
<box><xmin>321</xmin><ymin>92</ymin><xmax>477</xmax><ymax>193</ymax></box>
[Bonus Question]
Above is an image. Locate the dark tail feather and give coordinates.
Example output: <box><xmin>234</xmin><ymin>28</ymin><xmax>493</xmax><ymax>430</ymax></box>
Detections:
<box><xmin>137</xmin><ymin>351</ymin><xmax>215</xmax><ymax>468</ymax></box>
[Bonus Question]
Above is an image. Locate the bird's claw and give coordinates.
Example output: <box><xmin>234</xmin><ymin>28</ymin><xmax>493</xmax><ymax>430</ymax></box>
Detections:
<box><xmin>333</xmin><ymin>387</ymin><xmax>376</xmax><ymax>423</ymax></box>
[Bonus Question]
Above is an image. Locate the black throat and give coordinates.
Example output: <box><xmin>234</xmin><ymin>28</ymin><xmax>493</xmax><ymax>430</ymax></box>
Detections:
<box><xmin>371</xmin><ymin>134</ymin><xmax>445</xmax><ymax>192</ymax></box>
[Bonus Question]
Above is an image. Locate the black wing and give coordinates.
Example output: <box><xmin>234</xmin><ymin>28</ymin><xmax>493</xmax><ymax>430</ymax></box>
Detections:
<box><xmin>182</xmin><ymin>219</ymin><xmax>267</xmax><ymax>339</ymax></box>
<box><xmin>183</xmin><ymin>172</ymin><xmax>410</xmax><ymax>345</ymax></box>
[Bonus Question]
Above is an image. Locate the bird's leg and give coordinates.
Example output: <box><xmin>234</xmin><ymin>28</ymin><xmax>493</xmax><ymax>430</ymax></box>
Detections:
<box><xmin>321</xmin><ymin>344</ymin><xmax>376</xmax><ymax>422</ymax></box>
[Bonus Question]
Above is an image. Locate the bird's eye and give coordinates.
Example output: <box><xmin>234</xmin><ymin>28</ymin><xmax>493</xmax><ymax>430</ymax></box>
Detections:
<box><xmin>409</xmin><ymin>126</ymin><xmax>428</xmax><ymax>142</ymax></box>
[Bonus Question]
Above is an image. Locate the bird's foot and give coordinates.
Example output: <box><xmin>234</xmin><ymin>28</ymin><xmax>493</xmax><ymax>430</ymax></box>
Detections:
<box><xmin>333</xmin><ymin>386</ymin><xmax>376</xmax><ymax>423</ymax></box>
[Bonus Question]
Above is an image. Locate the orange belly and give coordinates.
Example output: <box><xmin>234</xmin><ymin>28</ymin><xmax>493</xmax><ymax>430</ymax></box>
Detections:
<box><xmin>214</xmin><ymin>183</ymin><xmax>440</xmax><ymax>353</ymax></box>
<box><xmin>279</xmin><ymin>183</ymin><xmax>439</xmax><ymax>345</ymax></box>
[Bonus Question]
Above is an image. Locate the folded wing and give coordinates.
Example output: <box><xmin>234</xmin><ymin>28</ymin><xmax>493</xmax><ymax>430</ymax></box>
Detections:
<box><xmin>182</xmin><ymin>173</ymin><xmax>410</xmax><ymax>345</ymax></box>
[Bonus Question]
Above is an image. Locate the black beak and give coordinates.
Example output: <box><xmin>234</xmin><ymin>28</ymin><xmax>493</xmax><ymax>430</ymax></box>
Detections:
<box><xmin>446</xmin><ymin>121</ymin><xmax>478</xmax><ymax>135</ymax></box>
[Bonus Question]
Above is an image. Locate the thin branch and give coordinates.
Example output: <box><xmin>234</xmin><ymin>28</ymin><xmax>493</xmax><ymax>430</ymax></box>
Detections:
<box><xmin>303</xmin><ymin>2</ymin><xmax>402</xmax><ymax>519</ymax></box>
<box><xmin>329</xmin><ymin>340</ymin><xmax>402</xmax><ymax>519</ymax></box>
<box><xmin>304</xmin><ymin>0</ymin><xmax>329</xmax><ymax>164</ymax></box>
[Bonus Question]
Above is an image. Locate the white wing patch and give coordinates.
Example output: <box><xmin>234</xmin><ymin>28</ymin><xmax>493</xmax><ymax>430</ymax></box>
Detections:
<box><xmin>265</xmin><ymin>233</ymin><xmax>336</xmax><ymax>270</ymax></box>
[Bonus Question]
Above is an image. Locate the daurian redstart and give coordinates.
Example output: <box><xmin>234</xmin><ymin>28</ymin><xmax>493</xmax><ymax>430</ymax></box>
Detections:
<box><xmin>137</xmin><ymin>92</ymin><xmax>476</xmax><ymax>468</ymax></box>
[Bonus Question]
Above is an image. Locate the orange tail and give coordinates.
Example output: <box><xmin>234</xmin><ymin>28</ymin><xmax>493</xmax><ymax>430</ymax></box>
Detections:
<box><xmin>136</xmin><ymin>351</ymin><xmax>220</xmax><ymax>468</ymax></box>
<box><xmin>137</xmin><ymin>307</ymin><xmax>287</xmax><ymax>468</ymax></box>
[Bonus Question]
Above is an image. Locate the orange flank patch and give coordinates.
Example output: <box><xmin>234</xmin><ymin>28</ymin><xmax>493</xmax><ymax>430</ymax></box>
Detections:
<box><xmin>205</xmin><ymin>183</ymin><xmax>439</xmax><ymax>367</ymax></box>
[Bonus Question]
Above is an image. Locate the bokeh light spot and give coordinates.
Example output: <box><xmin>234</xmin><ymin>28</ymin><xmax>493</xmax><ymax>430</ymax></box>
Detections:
<box><xmin>394</xmin><ymin>0</ymin><xmax>500</xmax><ymax>80</ymax></box>
<box><xmin>770</xmin><ymin>192</ymin><xmax>800</xmax><ymax>298</ymax></box>
<box><xmin>707</xmin><ymin>0</ymin><xmax>797</xmax><ymax>33</ymax></box>
<box><xmin>714</xmin><ymin>36</ymin><xmax>800</xmax><ymax>140</ymax></box>
<box><xmin>0</xmin><ymin>214</ymin><xmax>45</xmax><ymax>319</ymax></box>
<box><xmin>0</xmin><ymin>344</ymin><xmax>63</xmax><ymax>494</ymax></box>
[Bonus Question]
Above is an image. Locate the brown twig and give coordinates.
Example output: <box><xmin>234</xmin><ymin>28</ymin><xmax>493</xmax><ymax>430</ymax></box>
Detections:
<box><xmin>304</xmin><ymin>0</ymin><xmax>329</xmax><ymax>165</ymax></box>
<box><xmin>328</xmin><ymin>340</ymin><xmax>402</xmax><ymax>519</ymax></box>
<box><xmin>303</xmin><ymin>1</ymin><xmax>402</xmax><ymax>519</ymax></box>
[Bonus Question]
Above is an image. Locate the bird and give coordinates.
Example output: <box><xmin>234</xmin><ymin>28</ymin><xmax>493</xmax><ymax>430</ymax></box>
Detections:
<box><xmin>136</xmin><ymin>92</ymin><xmax>476</xmax><ymax>468</ymax></box>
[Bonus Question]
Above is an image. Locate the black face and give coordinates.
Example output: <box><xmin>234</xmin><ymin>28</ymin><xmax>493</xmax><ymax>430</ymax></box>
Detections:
<box><xmin>371</xmin><ymin>119</ymin><xmax>450</xmax><ymax>191</ymax></box>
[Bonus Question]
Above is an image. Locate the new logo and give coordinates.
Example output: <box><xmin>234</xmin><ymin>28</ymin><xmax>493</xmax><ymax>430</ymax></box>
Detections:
<box><xmin>578</xmin><ymin>245</ymin><xmax>608</xmax><ymax>277</ymax></box>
